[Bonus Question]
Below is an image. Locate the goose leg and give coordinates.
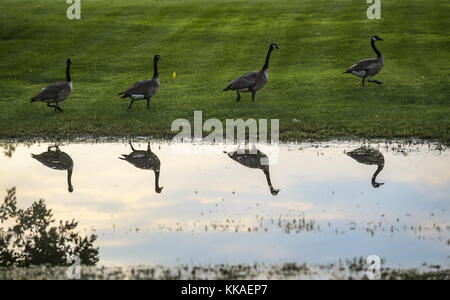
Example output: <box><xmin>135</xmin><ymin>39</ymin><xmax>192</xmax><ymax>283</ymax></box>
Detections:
<box><xmin>368</xmin><ymin>79</ymin><xmax>383</xmax><ymax>84</ymax></box>
<box><xmin>236</xmin><ymin>92</ymin><xmax>241</xmax><ymax>102</ymax></box>
<box><xmin>147</xmin><ymin>98</ymin><xmax>150</xmax><ymax>110</ymax></box>
<box><xmin>128</xmin><ymin>99</ymin><xmax>135</xmax><ymax>112</ymax></box>
<box><xmin>55</xmin><ymin>105</ymin><xmax>64</xmax><ymax>113</ymax></box>
<box><xmin>47</xmin><ymin>103</ymin><xmax>56</xmax><ymax>109</ymax></box>
<box><xmin>251</xmin><ymin>90</ymin><xmax>256</xmax><ymax>102</ymax></box>
<box><xmin>361</xmin><ymin>78</ymin><xmax>365</xmax><ymax>87</ymax></box>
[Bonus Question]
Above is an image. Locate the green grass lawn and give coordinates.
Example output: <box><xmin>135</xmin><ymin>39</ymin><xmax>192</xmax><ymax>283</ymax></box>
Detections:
<box><xmin>0</xmin><ymin>0</ymin><xmax>449</xmax><ymax>143</ymax></box>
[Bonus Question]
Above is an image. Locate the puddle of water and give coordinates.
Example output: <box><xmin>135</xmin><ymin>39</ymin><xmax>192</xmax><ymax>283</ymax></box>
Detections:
<box><xmin>0</xmin><ymin>141</ymin><xmax>449</xmax><ymax>268</ymax></box>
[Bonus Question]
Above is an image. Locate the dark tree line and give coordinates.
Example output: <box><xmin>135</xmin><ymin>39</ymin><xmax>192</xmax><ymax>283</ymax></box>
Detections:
<box><xmin>0</xmin><ymin>187</ymin><xmax>99</xmax><ymax>267</ymax></box>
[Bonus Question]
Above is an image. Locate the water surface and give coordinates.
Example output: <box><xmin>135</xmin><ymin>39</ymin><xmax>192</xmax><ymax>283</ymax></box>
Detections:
<box><xmin>0</xmin><ymin>141</ymin><xmax>448</xmax><ymax>268</ymax></box>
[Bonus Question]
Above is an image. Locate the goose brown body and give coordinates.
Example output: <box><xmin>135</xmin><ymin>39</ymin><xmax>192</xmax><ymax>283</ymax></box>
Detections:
<box><xmin>343</xmin><ymin>36</ymin><xmax>384</xmax><ymax>86</ymax></box>
<box><xmin>346</xmin><ymin>146</ymin><xmax>385</xmax><ymax>188</ymax></box>
<box><xmin>119</xmin><ymin>142</ymin><xmax>163</xmax><ymax>193</ymax></box>
<box><xmin>30</xmin><ymin>58</ymin><xmax>73</xmax><ymax>112</ymax></box>
<box><xmin>223</xmin><ymin>43</ymin><xmax>279</xmax><ymax>102</ymax></box>
<box><xmin>225</xmin><ymin>147</ymin><xmax>280</xmax><ymax>195</ymax></box>
<box><xmin>118</xmin><ymin>55</ymin><xmax>161</xmax><ymax>112</ymax></box>
<box><xmin>31</xmin><ymin>145</ymin><xmax>74</xmax><ymax>192</ymax></box>
<box><xmin>31</xmin><ymin>82</ymin><xmax>72</xmax><ymax>104</ymax></box>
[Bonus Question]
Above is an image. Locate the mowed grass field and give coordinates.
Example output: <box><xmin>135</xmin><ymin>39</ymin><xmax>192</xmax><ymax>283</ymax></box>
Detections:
<box><xmin>0</xmin><ymin>0</ymin><xmax>449</xmax><ymax>142</ymax></box>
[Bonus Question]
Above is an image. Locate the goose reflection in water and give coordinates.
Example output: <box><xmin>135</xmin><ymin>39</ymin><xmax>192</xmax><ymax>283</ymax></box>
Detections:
<box><xmin>31</xmin><ymin>145</ymin><xmax>74</xmax><ymax>193</ymax></box>
<box><xmin>346</xmin><ymin>146</ymin><xmax>385</xmax><ymax>188</ymax></box>
<box><xmin>224</xmin><ymin>147</ymin><xmax>280</xmax><ymax>196</ymax></box>
<box><xmin>119</xmin><ymin>142</ymin><xmax>163</xmax><ymax>193</ymax></box>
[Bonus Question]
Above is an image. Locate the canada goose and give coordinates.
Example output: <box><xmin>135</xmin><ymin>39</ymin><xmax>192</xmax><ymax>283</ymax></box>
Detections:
<box><xmin>31</xmin><ymin>145</ymin><xmax>74</xmax><ymax>193</ymax></box>
<box><xmin>223</xmin><ymin>43</ymin><xmax>279</xmax><ymax>102</ymax></box>
<box><xmin>224</xmin><ymin>147</ymin><xmax>280</xmax><ymax>195</ymax></box>
<box><xmin>346</xmin><ymin>146</ymin><xmax>385</xmax><ymax>188</ymax></box>
<box><xmin>118</xmin><ymin>55</ymin><xmax>161</xmax><ymax>112</ymax></box>
<box><xmin>343</xmin><ymin>36</ymin><xmax>384</xmax><ymax>86</ymax></box>
<box><xmin>119</xmin><ymin>142</ymin><xmax>163</xmax><ymax>193</ymax></box>
<box><xmin>30</xmin><ymin>58</ymin><xmax>73</xmax><ymax>112</ymax></box>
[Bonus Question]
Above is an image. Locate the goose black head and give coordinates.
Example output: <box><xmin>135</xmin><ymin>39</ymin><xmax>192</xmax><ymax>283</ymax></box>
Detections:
<box><xmin>271</xmin><ymin>188</ymin><xmax>280</xmax><ymax>196</ymax></box>
<box><xmin>372</xmin><ymin>182</ymin><xmax>384</xmax><ymax>188</ymax></box>
<box><xmin>66</xmin><ymin>58</ymin><xmax>72</xmax><ymax>65</ymax></box>
<box><xmin>371</xmin><ymin>36</ymin><xmax>383</xmax><ymax>42</ymax></box>
<box><xmin>154</xmin><ymin>54</ymin><xmax>161</xmax><ymax>61</ymax></box>
<box><xmin>270</xmin><ymin>43</ymin><xmax>280</xmax><ymax>50</ymax></box>
<box><xmin>68</xmin><ymin>186</ymin><xmax>74</xmax><ymax>193</ymax></box>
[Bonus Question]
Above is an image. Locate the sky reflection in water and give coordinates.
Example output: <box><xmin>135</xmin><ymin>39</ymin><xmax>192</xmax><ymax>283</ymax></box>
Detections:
<box><xmin>0</xmin><ymin>141</ymin><xmax>448</xmax><ymax>268</ymax></box>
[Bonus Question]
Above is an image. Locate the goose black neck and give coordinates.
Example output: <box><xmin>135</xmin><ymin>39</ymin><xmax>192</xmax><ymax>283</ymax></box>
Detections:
<box><xmin>371</xmin><ymin>163</ymin><xmax>384</xmax><ymax>186</ymax></box>
<box><xmin>66</xmin><ymin>62</ymin><xmax>71</xmax><ymax>82</ymax></box>
<box><xmin>371</xmin><ymin>39</ymin><xmax>382</xmax><ymax>58</ymax></box>
<box><xmin>67</xmin><ymin>169</ymin><xmax>73</xmax><ymax>191</ymax></box>
<box><xmin>153</xmin><ymin>58</ymin><xmax>159</xmax><ymax>79</ymax></box>
<box><xmin>263</xmin><ymin>46</ymin><xmax>274</xmax><ymax>70</ymax></box>
<box><xmin>154</xmin><ymin>170</ymin><xmax>162</xmax><ymax>193</ymax></box>
<box><xmin>263</xmin><ymin>168</ymin><xmax>273</xmax><ymax>190</ymax></box>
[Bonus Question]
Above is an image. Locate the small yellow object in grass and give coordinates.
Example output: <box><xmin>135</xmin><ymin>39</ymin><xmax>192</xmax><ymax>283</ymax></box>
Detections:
<box><xmin>172</xmin><ymin>72</ymin><xmax>176</xmax><ymax>78</ymax></box>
